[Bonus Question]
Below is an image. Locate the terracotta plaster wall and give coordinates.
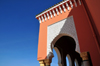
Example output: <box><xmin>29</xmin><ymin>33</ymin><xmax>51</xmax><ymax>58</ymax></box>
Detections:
<box><xmin>37</xmin><ymin>3</ymin><xmax>100</xmax><ymax>65</ymax></box>
<box><xmin>83</xmin><ymin>0</ymin><xmax>100</xmax><ymax>49</ymax></box>
<box><xmin>70</xmin><ymin>4</ymin><xmax>100</xmax><ymax>66</ymax></box>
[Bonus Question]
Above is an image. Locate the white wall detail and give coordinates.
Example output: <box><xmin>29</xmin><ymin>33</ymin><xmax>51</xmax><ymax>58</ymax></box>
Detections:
<box><xmin>59</xmin><ymin>6</ymin><xmax>62</xmax><ymax>14</ymax></box>
<box><xmin>47</xmin><ymin>16</ymin><xmax>80</xmax><ymax>59</ymax></box>
<box><xmin>66</xmin><ymin>3</ymin><xmax>69</xmax><ymax>11</ymax></box>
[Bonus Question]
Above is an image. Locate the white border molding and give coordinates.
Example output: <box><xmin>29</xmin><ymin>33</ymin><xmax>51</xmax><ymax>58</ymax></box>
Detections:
<box><xmin>36</xmin><ymin>0</ymin><xmax>82</xmax><ymax>23</ymax></box>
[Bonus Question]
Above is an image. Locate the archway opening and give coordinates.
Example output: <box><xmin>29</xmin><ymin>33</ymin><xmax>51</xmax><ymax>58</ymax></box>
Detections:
<box><xmin>51</xmin><ymin>49</ymin><xmax>58</xmax><ymax>66</ymax></box>
<box><xmin>51</xmin><ymin>36</ymin><xmax>82</xmax><ymax>66</ymax></box>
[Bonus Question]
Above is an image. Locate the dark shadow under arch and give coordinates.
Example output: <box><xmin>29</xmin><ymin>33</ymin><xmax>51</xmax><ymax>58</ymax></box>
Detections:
<box><xmin>53</xmin><ymin>36</ymin><xmax>82</xmax><ymax>66</ymax></box>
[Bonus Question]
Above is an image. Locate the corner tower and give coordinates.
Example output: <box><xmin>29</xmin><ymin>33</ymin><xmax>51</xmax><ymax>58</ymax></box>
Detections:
<box><xmin>36</xmin><ymin>0</ymin><xmax>100</xmax><ymax>66</ymax></box>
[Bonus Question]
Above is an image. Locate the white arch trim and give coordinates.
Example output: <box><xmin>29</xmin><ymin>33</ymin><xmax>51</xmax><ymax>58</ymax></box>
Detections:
<box><xmin>67</xmin><ymin>54</ymin><xmax>72</xmax><ymax>66</ymax></box>
<box><xmin>54</xmin><ymin>47</ymin><xmax>62</xmax><ymax>66</ymax></box>
<box><xmin>47</xmin><ymin>16</ymin><xmax>80</xmax><ymax>59</ymax></box>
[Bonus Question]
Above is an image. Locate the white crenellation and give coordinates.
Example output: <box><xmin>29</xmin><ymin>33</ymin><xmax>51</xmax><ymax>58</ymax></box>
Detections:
<box><xmin>73</xmin><ymin>0</ymin><xmax>77</xmax><ymax>7</ymax></box>
<box><xmin>37</xmin><ymin>0</ymin><xmax>82</xmax><ymax>23</ymax></box>
<box><xmin>52</xmin><ymin>9</ymin><xmax>56</xmax><ymax>17</ymax></box>
<box><xmin>78</xmin><ymin>0</ymin><xmax>81</xmax><ymax>5</ymax></box>
<box><xmin>56</xmin><ymin>8</ymin><xmax>59</xmax><ymax>16</ymax></box>
<box><xmin>66</xmin><ymin>3</ymin><xmax>69</xmax><ymax>11</ymax></box>
<box><xmin>70</xmin><ymin>0</ymin><xmax>73</xmax><ymax>8</ymax></box>
<box><xmin>59</xmin><ymin>6</ymin><xmax>62</xmax><ymax>14</ymax></box>
<box><xmin>47</xmin><ymin>13</ymin><xmax>50</xmax><ymax>20</ymax></box>
<box><xmin>49</xmin><ymin>11</ymin><xmax>52</xmax><ymax>18</ymax></box>
<box><xmin>44</xmin><ymin>14</ymin><xmax>47</xmax><ymax>21</ymax></box>
<box><xmin>62</xmin><ymin>4</ymin><xmax>66</xmax><ymax>12</ymax></box>
<box><xmin>41</xmin><ymin>16</ymin><xmax>44</xmax><ymax>22</ymax></box>
<box><xmin>39</xmin><ymin>17</ymin><xmax>41</xmax><ymax>23</ymax></box>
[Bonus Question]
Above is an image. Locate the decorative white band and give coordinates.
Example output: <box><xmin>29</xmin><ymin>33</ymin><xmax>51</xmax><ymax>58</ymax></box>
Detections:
<box><xmin>37</xmin><ymin>0</ymin><xmax>82</xmax><ymax>23</ymax></box>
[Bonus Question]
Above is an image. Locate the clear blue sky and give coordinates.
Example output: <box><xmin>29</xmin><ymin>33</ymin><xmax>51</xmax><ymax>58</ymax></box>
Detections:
<box><xmin>0</xmin><ymin>0</ymin><xmax>63</xmax><ymax>66</ymax></box>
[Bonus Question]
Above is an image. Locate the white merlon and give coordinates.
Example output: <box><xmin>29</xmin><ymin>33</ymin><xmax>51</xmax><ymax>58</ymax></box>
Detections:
<box><xmin>56</xmin><ymin>8</ymin><xmax>59</xmax><ymax>16</ymax></box>
<box><xmin>74</xmin><ymin>0</ymin><xmax>77</xmax><ymax>7</ymax></box>
<box><xmin>70</xmin><ymin>0</ymin><xmax>73</xmax><ymax>8</ymax></box>
<box><xmin>66</xmin><ymin>3</ymin><xmax>69</xmax><ymax>11</ymax></box>
<box><xmin>39</xmin><ymin>17</ymin><xmax>41</xmax><ymax>23</ymax></box>
<box><xmin>41</xmin><ymin>16</ymin><xmax>44</xmax><ymax>22</ymax></box>
<box><xmin>52</xmin><ymin>9</ymin><xmax>55</xmax><ymax>17</ymax></box>
<box><xmin>47</xmin><ymin>13</ymin><xmax>50</xmax><ymax>20</ymax></box>
<box><xmin>59</xmin><ymin>6</ymin><xmax>62</xmax><ymax>14</ymax></box>
<box><xmin>50</xmin><ymin>11</ymin><xmax>52</xmax><ymax>18</ymax></box>
<box><xmin>62</xmin><ymin>4</ymin><xmax>66</xmax><ymax>12</ymax></box>
<box><xmin>78</xmin><ymin>0</ymin><xmax>81</xmax><ymax>5</ymax></box>
<box><xmin>44</xmin><ymin>14</ymin><xmax>47</xmax><ymax>21</ymax></box>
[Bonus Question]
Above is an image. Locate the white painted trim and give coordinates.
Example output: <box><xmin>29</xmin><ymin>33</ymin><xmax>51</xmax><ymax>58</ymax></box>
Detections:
<box><xmin>44</xmin><ymin>14</ymin><xmax>47</xmax><ymax>21</ymax></box>
<box><xmin>41</xmin><ymin>16</ymin><xmax>44</xmax><ymax>22</ymax></box>
<box><xmin>74</xmin><ymin>0</ymin><xmax>77</xmax><ymax>7</ymax></box>
<box><xmin>59</xmin><ymin>6</ymin><xmax>62</xmax><ymax>14</ymax></box>
<box><xmin>39</xmin><ymin>17</ymin><xmax>41</xmax><ymax>23</ymax></box>
<box><xmin>56</xmin><ymin>8</ymin><xmax>59</xmax><ymax>16</ymax></box>
<box><xmin>36</xmin><ymin>0</ymin><xmax>69</xmax><ymax>18</ymax></box>
<box><xmin>49</xmin><ymin>11</ymin><xmax>52</xmax><ymax>18</ymax></box>
<box><xmin>47</xmin><ymin>13</ymin><xmax>49</xmax><ymax>20</ymax></box>
<box><xmin>70</xmin><ymin>0</ymin><xmax>73</xmax><ymax>8</ymax></box>
<box><xmin>52</xmin><ymin>9</ymin><xmax>55</xmax><ymax>17</ymax></box>
<box><xmin>66</xmin><ymin>3</ymin><xmax>69</xmax><ymax>11</ymax></box>
<box><xmin>62</xmin><ymin>4</ymin><xmax>66</xmax><ymax>12</ymax></box>
<box><xmin>78</xmin><ymin>0</ymin><xmax>81</xmax><ymax>5</ymax></box>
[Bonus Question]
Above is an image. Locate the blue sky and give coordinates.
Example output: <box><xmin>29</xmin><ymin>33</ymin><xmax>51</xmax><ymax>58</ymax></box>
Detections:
<box><xmin>0</xmin><ymin>0</ymin><xmax>62</xmax><ymax>66</ymax></box>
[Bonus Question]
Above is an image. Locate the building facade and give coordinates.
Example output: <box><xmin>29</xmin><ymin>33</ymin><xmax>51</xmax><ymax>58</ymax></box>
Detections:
<box><xmin>36</xmin><ymin>0</ymin><xmax>100</xmax><ymax>66</ymax></box>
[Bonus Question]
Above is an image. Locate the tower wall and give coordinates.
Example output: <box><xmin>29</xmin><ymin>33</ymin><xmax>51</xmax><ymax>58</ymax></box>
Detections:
<box><xmin>36</xmin><ymin>1</ymin><xmax>100</xmax><ymax>66</ymax></box>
